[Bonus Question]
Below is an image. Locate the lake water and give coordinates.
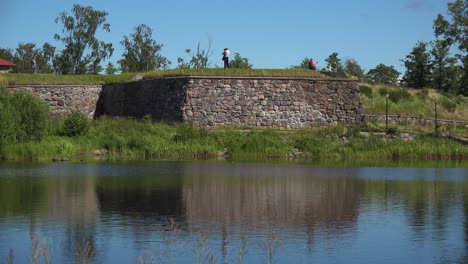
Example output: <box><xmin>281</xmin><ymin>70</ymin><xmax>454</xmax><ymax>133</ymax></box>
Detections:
<box><xmin>0</xmin><ymin>160</ymin><xmax>467</xmax><ymax>264</ymax></box>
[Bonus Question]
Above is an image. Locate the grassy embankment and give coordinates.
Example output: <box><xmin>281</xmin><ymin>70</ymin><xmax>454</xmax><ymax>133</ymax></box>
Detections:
<box><xmin>1</xmin><ymin>116</ymin><xmax>466</xmax><ymax>161</ymax></box>
<box><xmin>0</xmin><ymin>69</ymin><xmax>326</xmax><ymax>86</ymax></box>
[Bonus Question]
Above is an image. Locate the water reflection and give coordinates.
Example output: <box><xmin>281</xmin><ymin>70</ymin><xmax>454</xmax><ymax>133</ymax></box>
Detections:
<box><xmin>0</xmin><ymin>161</ymin><xmax>467</xmax><ymax>263</ymax></box>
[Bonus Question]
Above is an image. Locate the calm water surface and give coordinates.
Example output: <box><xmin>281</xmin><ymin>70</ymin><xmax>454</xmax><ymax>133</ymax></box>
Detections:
<box><xmin>0</xmin><ymin>160</ymin><xmax>467</xmax><ymax>264</ymax></box>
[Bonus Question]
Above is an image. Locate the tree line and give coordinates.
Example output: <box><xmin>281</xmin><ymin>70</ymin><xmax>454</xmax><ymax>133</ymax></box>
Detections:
<box><xmin>0</xmin><ymin>4</ymin><xmax>253</xmax><ymax>76</ymax></box>
<box><xmin>0</xmin><ymin>1</ymin><xmax>466</xmax><ymax>95</ymax></box>
<box><xmin>292</xmin><ymin>0</ymin><xmax>466</xmax><ymax>95</ymax></box>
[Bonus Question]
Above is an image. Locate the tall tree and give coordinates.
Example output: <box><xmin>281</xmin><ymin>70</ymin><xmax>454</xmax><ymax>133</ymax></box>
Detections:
<box><xmin>401</xmin><ymin>41</ymin><xmax>432</xmax><ymax>89</ymax></box>
<box><xmin>53</xmin><ymin>4</ymin><xmax>114</xmax><ymax>75</ymax></box>
<box><xmin>433</xmin><ymin>0</ymin><xmax>468</xmax><ymax>95</ymax></box>
<box><xmin>324</xmin><ymin>52</ymin><xmax>344</xmax><ymax>72</ymax></box>
<box><xmin>14</xmin><ymin>43</ymin><xmax>37</xmax><ymax>73</ymax></box>
<box><xmin>118</xmin><ymin>24</ymin><xmax>170</xmax><ymax>72</ymax></box>
<box><xmin>344</xmin><ymin>58</ymin><xmax>365</xmax><ymax>81</ymax></box>
<box><xmin>430</xmin><ymin>40</ymin><xmax>460</xmax><ymax>92</ymax></box>
<box><xmin>366</xmin><ymin>64</ymin><xmax>400</xmax><ymax>86</ymax></box>
<box><xmin>228</xmin><ymin>53</ymin><xmax>253</xmax><ymax>69</ymax></box>
<box><xmin>0</xmin><ymin>48</ymin><xmax>15</xmax><ymax>62</ymax></box>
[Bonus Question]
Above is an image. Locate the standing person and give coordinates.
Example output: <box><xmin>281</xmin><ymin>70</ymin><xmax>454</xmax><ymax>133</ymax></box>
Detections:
<box><xmin>31</xmin><ymin>56</ymin><xmax>37</xmax><ymax>74</ymax></box>
<box><xmin>327</xmin><ymin>63</ymin><xmax>332</xmax><ymax>76</ymax></box>
<box><xmin>309</xmin><ymin>59</ymin><xmax>318</xmax><ymax>70</ymax></box>
<box><xmin>222</xmin><ymin>48</ymin><xmax>230</xmax><ymax>69</ymax></box>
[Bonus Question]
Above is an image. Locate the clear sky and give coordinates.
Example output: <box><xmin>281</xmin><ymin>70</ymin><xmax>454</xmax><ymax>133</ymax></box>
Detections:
<box><xmin>0</xmin><ymin>0</ymin><xmax>453</xmax><ymax>72</ymax></box>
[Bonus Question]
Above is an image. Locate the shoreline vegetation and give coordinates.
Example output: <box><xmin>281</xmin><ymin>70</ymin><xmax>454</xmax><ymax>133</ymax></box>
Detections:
<box><xmin>1</xmin><ymin>115</ymin><xmax>466</xmax><ymax>162</ymax></box>
<box><xmin>0</xmin><ymin>71</ymin><xmax>467</xmax><ymax>162</ymax></box>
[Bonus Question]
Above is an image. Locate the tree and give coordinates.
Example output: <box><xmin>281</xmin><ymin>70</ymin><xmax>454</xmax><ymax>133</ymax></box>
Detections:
<box><xmin>105</xmin><ymin>62</ymin><xmax>118</xmax><ymax>75</ymax></box>
<box><xmin>401</xmin><ymin>41</ymin><xmax>432</xmax><ymax>89</ymax></box>
<box><xmin>366</xmin><ymin>64</ymin><xmax>400</xmax><ymax>86</ymax></box>
<box><xmin>118</xmin><ymin>24</ymin><xmax>170</xmax><ymax>72</ymax></box>
<box><xmin>7</xmin><ymin>43</ymin><xmax>55</xmax><ymax>74</ymax></box>
<box><xmin>0</xmin><ymin>48</ymin><xmax>15</xmax><ymax>62</ymax></box>
<box><xmin>177</xmin><ymin>40</ymin><xmax>213</xmax><ymax>69</ymax></box>
<box><xmin>324</xmin><ymin>52</ymin><xmax>344</xmax><ymax>72</ymax></box>
<box><xmin>289</xmin><ymin>57</ymin><xmax>310</xmax><ymax>70</ymax></box>
<box><xmin>53</xmin><ymin>4</ymin><xmax>114</xmax><ymax>75</ymax></box>
<box><xmin>430</xmin><ymin>40</ymin><xmax>460</xmax><ymax>92</ymax></box>
<box><xmin>13</xmin><ymin>43</ymin><xmax>37</xmax><ymax>73</ymax></box>
<box><xmin>228</xmin><ymin>53</ymin><xmax>253</xmax><ymax>69</ymax></box>
<box><xmin>433</xmin><ymin>0</ymin><xmax>468</xmax><ymax>95</ymax></box>
<box><xmin>344</xmin><ymin>58</ymin><xmax>365</xmax><ymax>81</ymax></box>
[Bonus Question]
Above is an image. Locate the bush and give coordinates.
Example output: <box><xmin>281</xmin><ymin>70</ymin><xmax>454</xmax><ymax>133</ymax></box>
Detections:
<box><xmin>62</xmin><ymin>111</ymin><xmax>89</xmax><ymax>136</ymax></box>
<box><xmin>385</xmin><ymin>126</ymin><xmax>399</xmax><ymax>136</ymax></box>
<box><xmin>388</xmin><ymin>89</ymin><xmax>412</xmax><ymax>103</ymax></box>
<box><xmin>378</xmin><ymin>87</ymin><xmax>389</xmax><ymax>97</ymax></box>
<box><xmin>359</xmin><ymin>85</ymin><xmax>373</xmax><ymax>98</ymax></box>
<box><xmin>0</xmin><ymin>87</ymin><xmax>50</xmax><ymax>147</ymax></box>
<box><xmin>440</xmin><ymin>98</ymin><xmax>456</xmax><ymax>113</ymax></box>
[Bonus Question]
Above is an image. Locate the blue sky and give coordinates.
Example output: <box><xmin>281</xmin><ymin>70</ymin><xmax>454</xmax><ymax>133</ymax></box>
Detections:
<box><xmin>0</xmin><ymin>0</ymin><xmax>452</xmax><ymax>72</ymax></box>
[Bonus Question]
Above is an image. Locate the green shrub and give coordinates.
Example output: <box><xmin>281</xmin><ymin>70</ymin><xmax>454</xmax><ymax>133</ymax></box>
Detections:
<box><xmin>62</xmin><ymin>111</ymin><xmax>89</xmax><ymax>136</ymax></box>
<box><xmin>440</xmin><ymin>98</ymin><xmax>456</xmax><ymax>113</ymax></box>
<box><xmin>378</xmin><ymin>87</ymin><xmax>389</xmax><ymax>97</ymax></box>
<box><xmin>0</xmin><ymin>87</ymin><xmax>49</xmax><ymax>147</ymax></box>
<box><xmin>385</xmin><ymin>126</ymin><xmax>399</xmax><ymax>136</ymax></box>
<box><xmin>359</xmin><ymin>85</ymin><xmax>373</xmax><ymax>98</ymax></box>
<box><xmin>388</xmin><ymin>89</ymin><xmax>412</xmax><ymax>103</ymax></box>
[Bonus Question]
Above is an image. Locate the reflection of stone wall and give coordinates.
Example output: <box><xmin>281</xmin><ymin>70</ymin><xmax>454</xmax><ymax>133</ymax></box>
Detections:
<box><xmin>181</xmin><ymin>164</ymin><xmax>364</xmax><ymax>231</ymax></box>
<box><xmin>8</xmin><ymin>85</ymin><xmax>102</xmax><ymax>118</ymax></box>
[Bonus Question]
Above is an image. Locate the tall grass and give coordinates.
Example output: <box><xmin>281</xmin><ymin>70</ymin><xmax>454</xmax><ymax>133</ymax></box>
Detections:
<box><xmin>144</xmin><ymin>68</ymin><xmax>326</xmax><ymax>78</ymax></box>
<box><xmin>361</xmin><ymin>84</ymin><xmax>468</xmax><ymax>120</ymax></box>
<box><xmin>0</xmin><ymin>73</ymin><xmax>136</xmax><ymax>85</ymax></box>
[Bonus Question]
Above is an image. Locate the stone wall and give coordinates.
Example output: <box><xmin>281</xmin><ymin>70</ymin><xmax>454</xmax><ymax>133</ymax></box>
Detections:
<box><xmin>95</xmin><ymin>78</ymin><xmax>187</xmax><ymax>121</ymax></box>
<box><xmin>8</xmin><ymin>77</ymin><xmax>366</xmax><ymax>128</ymax></box>
<box><xmin>8</xmin><ymin>84</ymin><xmax>102</xmax><ymax>118</ymax></box>
<box><xmin>182</xmin><ymin>78</ymin><xmax>364</xmax><ymax>128</ymax></box>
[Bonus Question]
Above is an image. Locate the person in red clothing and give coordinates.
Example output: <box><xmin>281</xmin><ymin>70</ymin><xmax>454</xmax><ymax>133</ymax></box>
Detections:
<box><xmin>309</xmin><ymin>59</ymin><xmax>318</xmax><ymax>70</ymax></box>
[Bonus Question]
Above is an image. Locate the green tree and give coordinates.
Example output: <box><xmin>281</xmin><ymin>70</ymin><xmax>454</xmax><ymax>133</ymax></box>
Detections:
<box><xmin>177</xmin><ymin>40</ymin><xmax>213</xmax><ymax>69</ymax></box>
<box><xmin>366</xmin><ymin>64</ymin><xmax>400</xmax><ymax>86</ymax></box>
<box><xmin>401</xmin><ymin>41</ymin><xmax>432</xmax><ymax>89</ymax></box>
<box><xmin>13</xmin><ymin>43</ymin><xmax>36</xmax><ymax>73</ymax></box>
<box><xmin>105</xmin><ymin>62</ymin><xmax>118</xmax><ymax>75</ymax></box>
<box><xmin>433</xmin><ymin>0</ymin><xmax>468</xmax><ymax>95</ymax></box>
<box><xmin>53</xmin><ymin>4</ymin><xmax>114</xmax><ymax>75</ymax></box>
<box><xmin>289</xmin><ymin>57</ymin><xmax>310</xmax><ymax>70</ymax></box>
<box><xmin>344</xmin><ymin>58</ymin><xmax>365</xmax><ymax>81</ymax></box>
<box><xmin>430</xmin><ymin>40</ymin><xmax>460</xmax><ymax>92</ymax></box>
<box><xmin>228</xmin><ymin>53</ymin><xmax>253</xmax><ymax>69</ymax></box>
<box><xmin>0</xmin><ymin>48</ymin><xmax>15</xmax><ymax>62</ymax></box>
<box><xmin>324</xmin><ymin>52</ymin><xmax>344</xmax><ymax>72</ymax></box>
<box><xmin>118</xmin><ymin>24</ymin><xmax>170</xmax><ymax>72</ymax></box>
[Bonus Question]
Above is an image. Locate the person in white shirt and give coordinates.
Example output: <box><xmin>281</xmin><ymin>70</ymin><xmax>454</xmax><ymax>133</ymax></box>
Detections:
<box><xmin>222</xmin><ymin>48</ymin><xmax>230</xmax><ymax>69</ymax></box>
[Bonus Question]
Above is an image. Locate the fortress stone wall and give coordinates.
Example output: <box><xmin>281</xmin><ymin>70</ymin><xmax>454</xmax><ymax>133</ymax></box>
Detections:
<box><xmin>9</xmin><ymin>76</ymin><xmax>366</xmax><ymax>128</ymax></box>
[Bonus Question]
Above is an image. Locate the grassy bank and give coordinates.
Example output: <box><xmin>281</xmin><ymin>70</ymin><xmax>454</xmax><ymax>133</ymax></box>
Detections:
<box><xmin>0</xmin><ymin>69</ymin><xmax>327</xmax><ymax>86</ymax></box>
<box><xmin>360</xmin><ymin>84</ymin><xmax>468</xmax><ymax>120</ymax></box>
<box><xmin>0</xmin><ymin>73</ymin><xmax>136</xmax><ymax>85</ymax></box>
<box><xmin>1</xmin><ymin>116</ymin><xmax>466</xmax><ymax>161</ymax></box>
<box><xmin>144</xmin><ymin>68</ymin><xmax>326</xmax><ymax>78</ymax></box>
